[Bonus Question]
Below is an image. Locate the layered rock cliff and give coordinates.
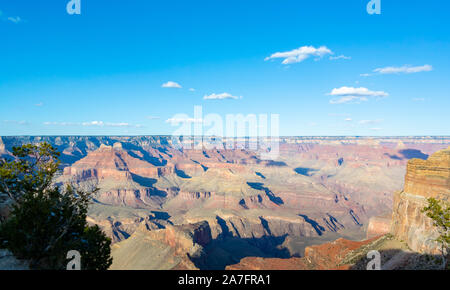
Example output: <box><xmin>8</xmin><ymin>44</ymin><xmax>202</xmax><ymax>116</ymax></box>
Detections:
<box><xmin>366</xmin><ymin>214</ymin><xmax>391</xmax><ymax>239</ymax></box>
<box><xmin>226</xmin><ymin>235</ymin><xmax>382</xmax><ymax>270</ymax></box>
<box><xmin>391</xmin><ymin>146</ymin><xmax>450</xmax><ymax>254</ymax></box>
<box><xmin>110</xmin><ymin>221</ymin><xmax>211</xmax><ymax>270</ymax></box>
<box><xmin>63</xmin><ymin>143</ymin><xmax>160</xmax><ymax>180</ymax></box>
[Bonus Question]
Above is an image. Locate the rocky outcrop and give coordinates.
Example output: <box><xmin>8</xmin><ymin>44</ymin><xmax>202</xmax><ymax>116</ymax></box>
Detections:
<box><xmin>391</xmin><ymin>146</ymin><xmax>450</xmax><ymax>254</ymax></box>
<box><xmin>160</xmin><ymin>222</ymin><xmax>212</xmax><ymax>257</ymax></box>
<box><xmin>402</xmin><ymin>146</ymin><xmax>450</xmax><ymax>199</ymax></box>
<box><xmin>0</xmin><ymin>193</ymin><xmax>12</xmax><ymax>223</ymax></box>
<box><xmin>226</xmin><ymin>236</ymin><xmax>381</xmax><ymax>270</ymax></box>
<box><xmin>94</xmin><ymin>188</ymin><xmax>165</xmax><ymax>209</ymax></box>
<box><xmin>64</xmin><ymin>143</ymin><xmax>159</xmax><ymax>180</ymax></box>
<box><xmin>0</xmin><ymin>137</ymin><xmax>6</xmax><ymax>155</ymax></box>
<box><xmin>111</xmin><ymin>221</ymin><xmax>211</xmax><ymax>270</ymax></box>
<box><xmin>226</xmin><ymin>232</ymin><xmax>447</xmax><ymax>270</ymax></box>
<box><xmin>0</xmin><ymin>249</ymin><xmax>29</xmax><ymax>270</ymax></box>
<box><xmin>366</xmin><ymin>214</ymin><xmax>391</xmax><ymax>239</ymax></box>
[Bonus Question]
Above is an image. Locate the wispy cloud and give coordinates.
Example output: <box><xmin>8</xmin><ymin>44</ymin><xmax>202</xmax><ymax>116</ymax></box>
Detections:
<box><xmin>7</xmin><ymin>16</ymin><xmax>22</xmax><ymax>24</ymax></box>
<box><xmin>166</xmin><ymin>117</ymin><xmax>203</xmax><ymax>124</ymax></box>
<box><xmin>35</xmin><ymin>102</ymin><xmax>44</xmax><ymax>107</ymax></box>
<box><xmin>328</xmin><ymin>87</ymin><xmax>388</xmax><ymax>104</ymax></box>
<box><xmin>362</xmin><ymin>65</ymin><xmax>432</xmax><ymax>77</ymax></box>
<box><xmin>329</xmin><ymin>55</ymin><xmax>351</xmax><ymax>61</ymax></box>
<box><xmin>146</xmin><ymin>116</ymin><xmax>160</xmax><ymax>120</ymax></box>
<box><xmin>0</xmin><ymin>10</ymin><xmax>23</xmax><ymax>24</ymax></box>
<box><xmin>82</xmin><ymin>121</ymin><xmax>143</xmax><ymax>128</ymax></box>
<box><xmin>43</xmin><ymin>122</ymin><xmax>78</xmax><ymax>126</ymax></box>
<box><xmin>203</xmin><ymin>92</ymin><xmax>241</xmax><ymax>100</ymax></box>
<box><xmin>359</xmin><ymin>119</ymin><xmax>383</xmax><ymax>125</ymax></box>
<box><xmin>412</xmin><ymin>98</ymin><xmax>425</xmax><ymax>102</ymax></box>
<box><xmin>3</xmin><ymin>120</ymin><xmax>30</xmax><ymax>125</ymax></box>
<box><xmin>161</xmin><ymin>81</ymin><xmax>182</xmax><ymax>88</ymax></box>
<box><xmin>374</xmin><ymin>64</ymin><xmax>432</xmax><ymax>74</ymax></box>
<box><xmin>265</xmin><ymin>45</ymin><xmax>333</xmax><ymax>64</ymax></box>
<box><xmin>189</xmin><ymin>88</ymin><xmax>196</xmax><ymax>92</ymax></box>
<box><xmin>44</xmin><ymin>121</ymin><xmax>143</xmax><ymax>128</ymax></box>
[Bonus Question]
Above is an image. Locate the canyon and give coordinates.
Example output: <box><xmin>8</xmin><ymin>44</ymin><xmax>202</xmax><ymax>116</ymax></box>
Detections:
<box><xmin>0</xmin><ymin>136</ymin><xmax>449</xmax><ymax>269</ymax></box>
<box><xmin>228</xmin><ymin>145</ymin><xmax>450</xmax><ymax>270</ymax></box>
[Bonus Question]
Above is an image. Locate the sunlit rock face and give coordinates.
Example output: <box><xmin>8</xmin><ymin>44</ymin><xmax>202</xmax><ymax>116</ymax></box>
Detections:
<box><xmin>391</xmin><ymin>146</ymin><xmax>450</xmax><ymax>254</ymax></box>
<box><xmin>366</xmin><ymin>214</ymin><xmax>391</xmax><ymax>239</ymax></box>
<box><xmin>1</xmin><ymin>136</ymin><xmax>449</xmax><ymax>269</ymax></box>
<box><xmin>0</xmin><ymin>137</ymin><xmax>5</xmax><ymax>155</ymax></box>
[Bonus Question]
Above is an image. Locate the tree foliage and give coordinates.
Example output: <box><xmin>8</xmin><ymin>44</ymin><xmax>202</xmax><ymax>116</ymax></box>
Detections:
<box><xmin>422</xmin><ymin>197</ymin><xmax>450</xmax><ymax>269</ymax></box>
<box><xmin>0</xmin><ymin>143</ymin><xmax>112</xmax><ymax>270</ymax></box>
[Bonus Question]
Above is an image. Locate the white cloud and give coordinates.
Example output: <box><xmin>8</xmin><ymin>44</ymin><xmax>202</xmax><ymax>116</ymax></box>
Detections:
<box><xmin>373</xmin><ymin>64</ymin><xmax>432</xmax><ymax>74</ymax></box>
<box><xmin>203</xmin><ymin>92</ymin><xmax>241</xmax><ymax>100</ymax></box>
<box><xmin>370</xmin><ymin>127</ymin><xmax>382</xmax><ymax>131</ymax></box>
<box><xmin>330</xmin><ymin>87</ymin><xmax>388</xmax><ymax>97</ymax></box>
<box><xmin>362</xmin><ymin>65</ymin><xmax>433</xmax><ymax>77</ymax></box>
<box><xmin>44</xmin><ymin>122</ymin><xmax>78</xmax><ymax>126</ymax></box>
<box><xmin>412</xmin><ymin>98</ymin><xmax>425</xmax><ymax>102</ymax></box>
<box><xmin>83</xmin><ymin>121</ymin><xmax>141</xmax><ymax>127</ymax></box>
<box><xmin>7</xmin><ymin>16</ymin><xmax>22</xmax><ymax>23</ymax></box>
<box><xmin>161</xmin><ymin>81</ymin><xmax>182</xmax><ymax>88</ymax></box>
<box><xmin>189</xmin><ymin>88</ymin><xmax>196</xmax><ymax>92</ymax></box>
<box><xmin>166</xmin><ymin>117</ymin><xmax>203</xmax><ymax>124</ymax></box>
<box><xmin>0</xmin><ymin>10</ymin><xmax>23</xmax><ymax>24</ymax></box>
<box><xmin>329</xmin><ymin>55</ymin><xmax>351</xmax><ymax>61</ymax></box>
<box><xmin>44</xmin><ymin>121</ymin><xmax>142</xmax><ymax>128</ymax></box>
<box><xmin>82</xmin><ymin>121</ymin><xmax>104</xmax><ymax>126</ymax></box>
<box><xmin>3</xmin><ymin>120</ymin><xmax>30</xmax><ymax>125</ymax></box>
<box><xmin>328</xmin><ymin>86</ymin><xmax>388</xmax><ymax>104</ymax></box>
<box><xmin>359</xmin><ymin>119</ymin><xmax>383</xmax><ymax>125</ymax></box>
<box><xmin>344</xmin><ymin>118</ymin><xmax>352</xmax><ymax>122</ymax></box>
<box><xmin>329</xmin><ymin>96</ymin><xmax>368</xmax><ymax>104</ymax></box>
<box><xmin>265</xmin><ymin>45</ymin><xmax>333</xmax><ymax>64</ymax></box>
<box><xmin>146</xmin><ymin>116</ymin><xmax>160</xmax><ymax>120</ymax></box>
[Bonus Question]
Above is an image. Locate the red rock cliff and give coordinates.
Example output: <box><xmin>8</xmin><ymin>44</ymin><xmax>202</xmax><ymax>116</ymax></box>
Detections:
<box><xmin>391</xmin><ymin>146</ymin><xmax>450</xmax><ymax>254</ymax></box>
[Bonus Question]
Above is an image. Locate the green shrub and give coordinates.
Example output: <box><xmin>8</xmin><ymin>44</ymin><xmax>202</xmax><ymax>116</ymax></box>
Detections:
<box><xmin>422</xmin><ymin>198</ymin><xmax>449</xmax><ymax>270</ymax></box>
<box><xmin>0</xmin><ymin>143</ymin><xmax>112</xmax><ymax>270</ymax></box>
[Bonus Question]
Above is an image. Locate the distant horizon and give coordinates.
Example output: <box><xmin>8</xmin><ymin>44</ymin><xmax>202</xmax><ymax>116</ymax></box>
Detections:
<box><xmin>2</xmin><ymin>135</ymin><xmax>450</xmax><ymax>138</ymax></box>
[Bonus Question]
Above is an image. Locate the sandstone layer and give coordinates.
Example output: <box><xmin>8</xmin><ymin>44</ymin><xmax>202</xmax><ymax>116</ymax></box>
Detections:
<box><xmin>391</xmin><ymin>146</ymin><xmax>450</xmax><ymax>254</ymax></box>
<box><xmin>366</xmin><ymin>214</ymin><xmax>391</xmax><ymax>239</ymax></box>
<box><xmin>226</xmin><ymin>236</ymin><xmax>381</xmax><ymax>270</ymax></box>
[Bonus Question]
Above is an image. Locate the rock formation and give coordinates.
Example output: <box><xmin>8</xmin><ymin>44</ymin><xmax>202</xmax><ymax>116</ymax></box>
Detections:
<box><xmin>366</xmin><ymin>214</ymin><xmax>391</xmax><ymax>239</ymax></box>
<box><xmin>63</xmin><ymin>143</ymin><xmax>160</xmax><ymax>180</ymax></box>
<box><xmin>226</xmin><ymin>236</ymin><xmax>381</xmax><ymax>270</ymax></box>
<box><xmin>0</xmin><ymin>137</ymin><xmax>6</xmax><ymax>155</ymax></box>
<box><xmin>110</xmin><ymin>221</ymin><xmax>211</xmax><ymax>270</ymax></box>
<box><xmin>391</xmin><ymin>146</ymin><xmax>450</xmax><ymax>254</ymax></box>
<box><xmin>1</xmin><ymin>136</ymin><xmax>449</xmax><ymax>270</ymax></box>
<box><xmin>0</xmin><ymin>249</ymin><xmax>29</xmax><ymax>270</ymax></box>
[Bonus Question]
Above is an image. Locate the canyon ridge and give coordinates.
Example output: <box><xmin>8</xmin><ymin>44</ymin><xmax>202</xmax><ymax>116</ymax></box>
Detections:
<box><xmin>0</xmin><ymin>136</ymin><xmax>449</xmax><ymax>270</ymax></box>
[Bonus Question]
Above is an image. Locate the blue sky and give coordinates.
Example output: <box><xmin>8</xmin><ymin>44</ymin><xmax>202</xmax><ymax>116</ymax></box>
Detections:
<box><xmin>0</xmin><ymin>0</ymin><xmax>449</xmax><ymax>136</ymax></box>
